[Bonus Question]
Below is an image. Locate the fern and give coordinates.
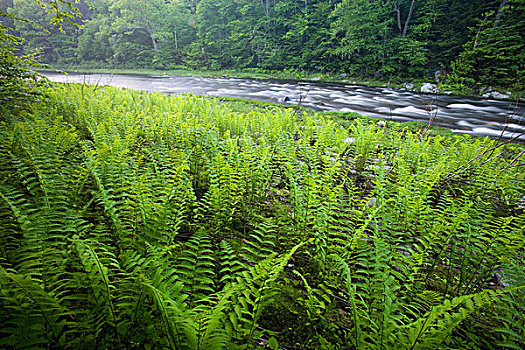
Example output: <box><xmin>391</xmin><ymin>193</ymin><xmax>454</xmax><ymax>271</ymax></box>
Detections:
<box><xmin>1</xmin><ymin>83</ymin><xmax>523</xmax><ymax>349</ymax></box>
<box><xmin>143</xmin><ymin>281</ymin><xmax>196</xmax><ymax>350</ymax></box>
<box><xmin>193</xmin><ymin>291</ymin><xmax>235</xmax><ymax>350</ymax></box>
<box><xmin>174</xmin><ymin>230</ymin><xmax>217</xmax><ymax>303</ymax></box>
<box><xmin>218</xmin><ymin>240</ymin><xmax>245</xmax><ymax>287</ymax></box>
<box><xmin>242</xmin><ymin>220</ymin><xmax>278</xmax><ymax>264</ymax></box>
<box><xmin>73</xmin><ymin>239</ymin><xmax>122</xmax><ymax>345</ymax></box>
<box><xmin>400</xmin><ymin>289</ymin><xmax>505</xmax><ymax>350</ymax></box>
<box><xmin>221</xmin><ymin>241</ymin><xmax>307</xmax><ymax>347</ymax></box>
<box><xmin>0</xmin><ymin>267</ymin><xmax>69</xmax><ymax>348</ymax></box>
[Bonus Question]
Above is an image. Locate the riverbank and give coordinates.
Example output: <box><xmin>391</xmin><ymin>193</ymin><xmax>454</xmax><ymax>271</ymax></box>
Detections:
<box><xmin>216</xmin><ymin>96</ymin><xmax>459</xmax><ymax>139</ymax></box>
<box><xmin>42</xmin><ymin>71</ymin><xmax>525</xmax><ymax>141</ymax></box>
<box><xmin>40</xmin><ymin>65</ymin><xmax>402</xmax><ymax>87</ymax></box>
<box><xmin>41</xmin><ymin>65</ymin><xmax>525</xmax><ymax>101</ymax></box>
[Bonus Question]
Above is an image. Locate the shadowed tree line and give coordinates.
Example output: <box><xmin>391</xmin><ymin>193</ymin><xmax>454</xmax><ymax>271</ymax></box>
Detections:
<box><xmin>1</xmin><ymin>1</ymin><xmax>524</xmax><ymax>89</ymax></box>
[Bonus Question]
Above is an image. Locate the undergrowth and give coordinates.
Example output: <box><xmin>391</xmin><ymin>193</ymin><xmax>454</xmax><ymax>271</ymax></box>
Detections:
<box><xmin>0</xmin><ymin>84</ymin><xmax>524</xmax><ymax>349</ymax></box>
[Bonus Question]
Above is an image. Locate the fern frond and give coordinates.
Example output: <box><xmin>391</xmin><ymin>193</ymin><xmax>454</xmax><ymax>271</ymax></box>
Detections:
<box><xmin>401</xmin><ymin>289</ymin><xmax>505</xmax><ymax>350</ymax></box>
<box><xmin>225</xmin><ymin>241</ymin><xmax>307</xmax><ymax>345</ymax></box>
<box><xmin>143</xmin><ymin>281</ymin><xmax>196</xmax><ymax>350</ymax></box>
<box><xmin>175</xmin><ymin>230</ymin><xmax>217</xmax><ymax>304</ymax></box>
<box><xmin>218</xmin><ymin>240</ymin><xmax>245</xmax><ymax>287</ymax></box>
<box><xmin>242</xmin><ymin>220</ymin><xmax>277</xmax><ymax>264</ymax></box>
<box><xmin>0</xmin><ymin>267</ymin><xmax>69</xmax><ymax>348</ymax></box>
<box><xmin>73</xmin><ymin>239</ymin><xmax>122</xmax><ymax>344</ymax></box>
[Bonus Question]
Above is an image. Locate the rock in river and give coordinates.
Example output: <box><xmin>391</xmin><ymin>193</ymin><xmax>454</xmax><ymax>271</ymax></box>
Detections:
<box><xmin>420</xmin><ymin>83</ymin><xmax>437</xmax><ymax>94</ymax></box>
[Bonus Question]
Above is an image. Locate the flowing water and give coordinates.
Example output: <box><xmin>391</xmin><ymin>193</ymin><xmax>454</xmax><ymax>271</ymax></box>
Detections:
<box><xmin>44</xmin><ymin>72</ymin><xmax>525</xmax><ymax>140</ymax></box>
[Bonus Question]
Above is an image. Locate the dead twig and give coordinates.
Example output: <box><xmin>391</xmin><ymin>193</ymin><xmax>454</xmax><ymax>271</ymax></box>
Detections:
<box><xmin>418</xmin><ymin>91</ymin><xmax>439</xmax><ymax>142</ymax></box>
<box><xmin>443</xmin><ymin>137</ymin><xmax>521</xmax><ymax>182</ymax></box>
<box><xmin>292</xmin><ymin>88</ymin><xmax>309</xmax><ymax>118</ymax></box>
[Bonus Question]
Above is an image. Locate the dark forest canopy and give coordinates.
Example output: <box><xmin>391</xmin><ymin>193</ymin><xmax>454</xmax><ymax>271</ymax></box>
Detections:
<box><xmin>1</xmin><ymin>0</ymin><xmax>524</xmax><ymax>90</ymax></box>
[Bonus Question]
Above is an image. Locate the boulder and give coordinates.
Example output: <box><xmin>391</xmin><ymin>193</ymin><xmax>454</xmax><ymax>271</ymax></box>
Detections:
<box><xmin>311</xmin><ymin>76</ymin><xmax>321</xmax><ymax>81</ymax></box>
<box><xmin>482</xmin><ymin>91</ymin><xmax>510</xmax><ymax>100</ymax></box>
<box><xmin>492</xmin><ymin>92</ymin><xmax>510</xmax><ymax>99</ymax></box>
<box><xmin>402</xmin><ymin>82</ymin><xmax>414</xmax><ymax>90</ymax></box>
<box><xmin>343</xmin><ymin>137</ymin><xmax>356</xmax><ymax>145</ymax></box>
<box><xmin>420</xmin><ymin>83</ymin><xmax>437</xmax><ymax>94</ymax></box>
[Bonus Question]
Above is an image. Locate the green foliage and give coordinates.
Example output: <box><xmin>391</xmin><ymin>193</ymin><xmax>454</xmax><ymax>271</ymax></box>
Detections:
<box><xmin>0</xmin><ymin>84</ymin><xmax>524</xmax><ymax>349</ymax></box>
<box><xmin>0</xmin><ymin>0</ymin><xmax>90</xmax><ymax>116</ymax></box>
<box><xmin>0</xmin><ymin>25</ymin><xmax>47</xmax><ymax>115</ymax></box>
<box><xmin>449</xmin><ymin>0</ymin><xmax>525</xmax><ymax>90</ymax></box>
<box><xmin>3</xmin><ymin>0</ymin><xmax>524</xmax><ymax>88</ymax></box>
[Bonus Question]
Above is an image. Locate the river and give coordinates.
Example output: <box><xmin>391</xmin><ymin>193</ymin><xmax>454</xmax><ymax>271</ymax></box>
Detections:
<box><xmin>43</xmin><ymin>72</ymin><xmax>525</xmax><ymax>141</ymax></box>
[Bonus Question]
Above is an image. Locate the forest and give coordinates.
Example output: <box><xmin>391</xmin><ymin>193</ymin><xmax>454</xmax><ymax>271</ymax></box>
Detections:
<box><xmin>1</xmin><ymin>1</ymin><xmax>525</xmax><ymax>350</ymax></box>
<box><xmin>1</xmin><ymin>0</ymin><xmax>525</xmax><ymax>92</ymax></box>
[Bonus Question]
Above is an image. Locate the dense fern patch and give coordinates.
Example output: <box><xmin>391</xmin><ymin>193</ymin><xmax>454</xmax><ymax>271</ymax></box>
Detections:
<box><xmin>0</xmin><ymin>84</ymin><xmax>524</xmax><ymax>349</ymax></box>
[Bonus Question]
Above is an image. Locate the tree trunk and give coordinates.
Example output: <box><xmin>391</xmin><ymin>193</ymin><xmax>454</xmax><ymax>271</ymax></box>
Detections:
<box><xmin>493</xmin><ymin>0</ymin><xmax>508</xmax><ymax>29</ymax></box>
<box><xmin>140</xmin><ymin>0</ymin><xmax>158</xmax><ymax>51</ymax></box>
<box><xmin>174</xmin><ymin>26</ymin><xmax>178</xmax><ymax>50</ymax></box>
<box><xmin>402</xmin><ymin>0</ymin><xmax>416</xmax><ymax>36</ymax></box>
<box><xmin>259</xmin><ymin>0</ymin><xmax>270</xmax><ymax>18</ymax></box>
<box><xmin>394</xmin><ymin>2</ymin><xmax>402</xmax><ymax>34</ymax></box>
<box><xmin>473</xmin><ymin>13</ymin><xmax>490</xmax><ymax>49</ymax></box>
<box><xmin>145</xmin><ymin>21</ymin><xmax>158</xmax><ymax>51</ymax></box>
<box><xmin>150</xmin><ymin>33</ymin><xmax>159</xmax><ymax>51</ymax></box>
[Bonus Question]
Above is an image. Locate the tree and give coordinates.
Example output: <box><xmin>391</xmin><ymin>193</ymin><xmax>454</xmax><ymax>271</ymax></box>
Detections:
<box><xmin>8</xmin><ymin>0</ymin><xmax>82</xmax><ymax>64</ymax></box>
<box><xmin>330</xmin><ymin>0</ymin><xmax>502</xmax><ymax>79</ymax></box>
<box><xmin>423</xmin><ymin>0</ymin><xmax>494</xmax><ymax>72</ymax></box>
<box><xmin>271</xmin><ymin>0</ymin><xmax>339</xmax><ymax>71</ymax></box>
<box><xmin>3</xmin><ymin>0</ymin><xmax>523</xmax><ymax>89</ymax></box>
<box><xmin>450</xmin><ymin>0</ymin><xmax>525</xmax><ymax>90</ymax></box>
<box><xmin>331</xmin><ymin>0</ymin><xmax>398</xmax><ymax>76</ymax></box>
<box><xmin>108</xmin><ymin>0</ymin><xmax>172</xmax><ymax>66</ymax></box>
<box><xmin>76</xmin><ymin>1</ymin><xmax>114</xmax><ymax>63</ymax></box>
<box><xmin>195</xmin><ymin>0</ymin><xmax>262</xmax><ymax>69</ymax></box>
<box><xmin>160</xmin><ymin>0</ymin><xmax>200</xmax><ymax>67</ymax></box>
<box><xmin>0</xmin><ymin>0</ymin><xmax>83</xmax><ymax>115</ymax></box>
<box><xmin>0</xmin><ymin>25</ymin><xmax>45</xmax><ymax>116</ymax></box>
